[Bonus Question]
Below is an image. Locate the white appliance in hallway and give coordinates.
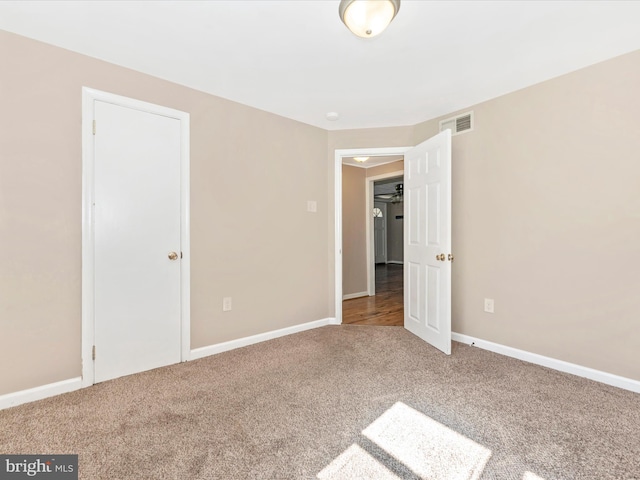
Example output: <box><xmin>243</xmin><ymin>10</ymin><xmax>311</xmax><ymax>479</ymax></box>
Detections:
<box><xmin>373</xmin><ymin>201</ymin><xmax>387</xmax><ymax>264</ymax></box>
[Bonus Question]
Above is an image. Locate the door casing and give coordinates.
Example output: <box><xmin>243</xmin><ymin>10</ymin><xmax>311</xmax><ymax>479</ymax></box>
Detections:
<box><xmin>81</xmin><ymin>87</ymin><xmax>191</xmax><ymax>387</ymax></box>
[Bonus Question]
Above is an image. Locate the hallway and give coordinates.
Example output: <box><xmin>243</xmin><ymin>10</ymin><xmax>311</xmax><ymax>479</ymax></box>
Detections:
<box><xmin>342</xmin><ymin>264</ymin><xmax>403</xmax><ymax>326</ymax></box>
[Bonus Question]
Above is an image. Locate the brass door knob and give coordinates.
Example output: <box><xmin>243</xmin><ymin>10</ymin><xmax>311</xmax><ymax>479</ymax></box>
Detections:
<box><xmin>168</xmin><ymin>251</ymin><xmax>179</xmax><ymax>261</ymax></box>
<box><xmin>435</xmin><ymin>253</ymin><xmax>445</xmax><ymax>261</ymax></box>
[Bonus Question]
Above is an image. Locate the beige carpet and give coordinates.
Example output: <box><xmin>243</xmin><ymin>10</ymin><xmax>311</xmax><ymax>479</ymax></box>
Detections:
<box><xmin>1</xmin><ymin>325</ymin><xmax>639</xmax><ymax>479</ymax></box>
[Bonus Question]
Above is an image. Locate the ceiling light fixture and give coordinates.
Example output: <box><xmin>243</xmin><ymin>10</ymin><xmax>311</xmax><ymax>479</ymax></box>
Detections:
<box><xmin>339</xmin><ymin>0</ymin><xmax>401</xmax><ymax>38</ymax></box>
<box><xmin>354</xmin><ymin>156</ymin><xmax>370</xmax><ymax>163</ymax></box>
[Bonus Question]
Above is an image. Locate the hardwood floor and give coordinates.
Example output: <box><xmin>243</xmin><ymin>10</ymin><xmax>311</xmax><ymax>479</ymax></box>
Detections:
<box><xmin>342</xmin><ymin>264</ymin><xmax>403</xmax><ymax>326</ymax></box>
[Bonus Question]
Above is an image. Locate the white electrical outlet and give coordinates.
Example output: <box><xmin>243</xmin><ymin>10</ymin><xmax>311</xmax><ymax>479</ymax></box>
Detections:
<box><xmin>223</xmin><ymin>297</ymin><xmax>232</xmax><ymax>312</ymax></box>
<box><xmin>484</xmin><ymin>298</ymin><xmax>494</xmax><ymax>314</ymax></box>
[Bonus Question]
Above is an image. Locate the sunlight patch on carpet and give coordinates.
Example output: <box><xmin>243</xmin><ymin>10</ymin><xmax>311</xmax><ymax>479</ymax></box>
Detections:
<box><xmin>523</xmin><ymin>472</ymin><xmax>546</xmax><ymax>480</ymax></box>
<box><xmin>316</xmin><ymin>444</ymin><xmax>400</xmax><ymax>480</ymax></box>
<box><xmin>362</xmin><ymin>402</ymin><xmax>492</xmax><ymax>480</ymax></box>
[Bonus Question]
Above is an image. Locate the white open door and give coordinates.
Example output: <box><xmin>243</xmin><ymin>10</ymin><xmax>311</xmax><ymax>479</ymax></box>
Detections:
<box><xmin>404</xmin><ymin>130</ymin><xmax>452</xmax><ymax>354</ymax></box>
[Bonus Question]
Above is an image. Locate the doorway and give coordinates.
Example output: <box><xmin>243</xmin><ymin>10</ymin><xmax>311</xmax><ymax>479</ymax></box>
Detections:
<box><xmin>338</xmin><ymin>151</ymin><xmax>408</xmax><ymax>325</ymax></box>
<box><xmin>344</xmin><ymin>173</ymin><xmax>404</xmax><ymax>325</ymax></box>
<box><xmin>334</xmin><ymin>131</ymin><xmax>452</xmax><ymax>353</ymax></box>
<box><xmin>371</xmin><ymin>175</ymin><xmax>404</xmax><ymax>279</ymax></box>
<box><xmin>81</xmin><ymin>88</ymin><xmax>191</xmax><ymax>386</ymax></box>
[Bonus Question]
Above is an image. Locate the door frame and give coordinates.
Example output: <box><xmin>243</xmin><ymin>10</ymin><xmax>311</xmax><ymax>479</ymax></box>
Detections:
<box><xmin>81</xmin><ymin>87</ymin><xmax>191</xmax><ymax>387</ymax></box>
<box><xmin>368</xmin><ymin>171</ymin><xmax>403</xmax><ymax>296</ymax></box>
<box><xmin>334</xmin><ymin>147</ymin><xmax>411</xmax><ymax>324</ymax></box>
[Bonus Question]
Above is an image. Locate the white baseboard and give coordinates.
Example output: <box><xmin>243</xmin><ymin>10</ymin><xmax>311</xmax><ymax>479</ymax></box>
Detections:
<box><xmin>190</xmin><ymin>317</ymin><xmax>334</xmax><ymax>360</ymax></box>
<box><xmin>0</xmin><ymin>377</ymin><xmax>82</xmax><ymax>411</ymax></box>
<box><xmin>342</xmin><ymin>291</ymin><xmax>368</xmax><ymax>300</ymax></box>
<box><xmin>386</xmin><ymin>261</ymin><xmax>404</xmax><ymax>265</ymax></box>
<box><xmin>0</xmin><ymin>318</ymin><xmax>336</xmax><ymax>411</ymax></box>
<box><xmin>9</xmin><ymin>326</ymin><xmax>632</xmax><ymax>411</ymax></box>
<box><xmin>452</xmin><ymin>332</ymin><xmax>640</xmax><ymax>394</ymax></box>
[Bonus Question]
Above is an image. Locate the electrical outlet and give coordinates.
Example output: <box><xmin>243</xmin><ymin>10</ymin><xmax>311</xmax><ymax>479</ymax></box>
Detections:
<box><xmin>484</xmin><ymin>298</ymin><xmax>494</xmax><ymax>314</ymax></box>
<box><xmin>223</xmin><ymin>297</ymin><xmax>232</xmax><ymax>312</ymax></box>
<box><xmin>307</xmin><ymin>200</ymin><xmax>317</xmax><ymax>213</ymax></box>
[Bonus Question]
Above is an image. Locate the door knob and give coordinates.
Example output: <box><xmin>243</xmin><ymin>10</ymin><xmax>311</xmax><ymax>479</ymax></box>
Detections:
<box><xmin>168</xmin><ymin>251</ymin><xmax>179</xmax><ymax>261</ymax></box>
<box><xmin>435</xmin><ymin>254</ymin><xmax>445</xmax><ymax>261</ymax></box>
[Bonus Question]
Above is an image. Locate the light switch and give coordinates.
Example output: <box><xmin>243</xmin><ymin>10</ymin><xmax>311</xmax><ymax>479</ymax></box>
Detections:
<box><xmin>223</xmin><ymin>297</ymin><xmax>232</xmax><ymax>312</ymax></box>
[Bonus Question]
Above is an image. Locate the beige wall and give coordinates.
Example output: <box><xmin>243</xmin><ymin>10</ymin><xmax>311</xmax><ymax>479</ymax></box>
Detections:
<box><xmin>0</xmin><ymin>31</ymin><xmax>329</xmax><ymax>396</ymax></box>
<box><xmin>329</xmin><ymin>49</ymin><xmax>640</xmax><ymax>381</ymax></box>
<box><xmin>415</xmin><ymin>49</ymin><xmax>640</xmax><ymax>380</ymax></box>
<box><xmin>329</xmin><ymin>128</ymin><xmax>414</xmax><ymax>152</ymax></box>
<box><xmin>2</xmin><ymin>28</ymin><xmax>638</xmax><ymax>398</ymax></box>
<box><xmin>366</xmin><ymin>160</ymin><xmax>404</xmax><ymax>178</ymax></box>
<box><xmin>341</xmin><ymin>166</ymin><xmax>367</xmax><ymax>296</ymax></box>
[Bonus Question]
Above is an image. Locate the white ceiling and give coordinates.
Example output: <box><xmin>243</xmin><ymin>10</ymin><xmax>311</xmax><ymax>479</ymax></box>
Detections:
<box><xmin>1</xmin><ymin>1</ymin><xmax>639</xmax><ymax>130</ymax></box>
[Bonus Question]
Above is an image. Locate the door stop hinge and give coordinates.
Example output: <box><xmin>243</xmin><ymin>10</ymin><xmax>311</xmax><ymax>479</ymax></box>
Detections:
<box><xmin>92</xmin><ymin>345</ymin><xmax>96</xmax><ymax>360</ymax></box>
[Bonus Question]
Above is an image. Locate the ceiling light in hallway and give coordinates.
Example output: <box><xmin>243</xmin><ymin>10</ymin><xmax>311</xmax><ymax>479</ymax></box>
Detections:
<box><xmin>339</xmin><ymin>0</ymin><xmax>401</xmax><ymax>38</ymax></box>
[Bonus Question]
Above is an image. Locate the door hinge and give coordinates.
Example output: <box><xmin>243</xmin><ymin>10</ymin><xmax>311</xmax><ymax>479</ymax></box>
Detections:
<box><xmin>92</xmin><ymin>345</ymin><xmax>96</xmax><ymax>360</ymax></box>
<box><xmin>92</xmin><ymin>120</ymin><xmax>96</xmax><ymax>135</ymax></box>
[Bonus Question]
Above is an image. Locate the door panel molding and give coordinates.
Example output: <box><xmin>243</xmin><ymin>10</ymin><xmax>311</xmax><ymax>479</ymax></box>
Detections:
<box><xmin>81</xmin><ymin>87</ymin><xmax>190</xmax><ymax>387</ymax></box>
<box><xmin>403</xmin><ymin>130</ymin><xmax>451</xmax><ymax>354</ymax></box>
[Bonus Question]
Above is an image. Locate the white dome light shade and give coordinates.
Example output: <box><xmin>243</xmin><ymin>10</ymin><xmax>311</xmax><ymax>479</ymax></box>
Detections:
<box><xmin>339</xmin><ymin>0</ymin><xmax>400</xmax><ymax>38</ymax></box>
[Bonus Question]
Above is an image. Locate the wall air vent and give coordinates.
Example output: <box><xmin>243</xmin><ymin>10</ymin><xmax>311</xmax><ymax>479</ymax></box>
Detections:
<box><xmin>439</xmin><ymin>111</ymin><xmax>474</xmax><ymax>136</ymax></box>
